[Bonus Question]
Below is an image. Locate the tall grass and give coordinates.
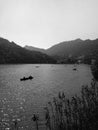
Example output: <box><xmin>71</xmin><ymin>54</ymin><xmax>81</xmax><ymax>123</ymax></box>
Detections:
<box><xmin>44</xmin><ymin>79</ymin><xmax>98</xmax><ymax>130</ymax></box>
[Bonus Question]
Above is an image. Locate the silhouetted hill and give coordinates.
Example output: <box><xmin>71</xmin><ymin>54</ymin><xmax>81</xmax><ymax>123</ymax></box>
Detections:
<box><xmin>0</xmin><ymin>37</ymin><xmax>56</xmax><ymax>64</ymax></box>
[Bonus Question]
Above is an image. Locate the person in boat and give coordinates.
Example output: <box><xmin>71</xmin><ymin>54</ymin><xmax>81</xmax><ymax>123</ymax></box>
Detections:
<box><xmin>20</xmin><ymin>77</ymin><xmax>26</xmax><ymax>81</ymax></box>
<box><xmin>29</xmin><ymin>75</ymin><xmax>33</xmax><ymax>80</ymax></box>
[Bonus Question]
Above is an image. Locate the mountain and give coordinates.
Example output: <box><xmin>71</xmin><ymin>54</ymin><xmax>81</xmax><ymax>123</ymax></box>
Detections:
<box><xmin>0</xmin><ymin>37</ymin><xmax>56</xmax><ymax>64</ymax></box>
<box><xmin>25</xmin><ymin>45</ymin><xmax>46</xmax><ymax>53</ymax></box>
<box><xmin>46</xmin><ymin>39</ymin><xmax>97</xmax><ymax>56</ymax></box>
<box><xmin>25</xmin><ymin>38</ymin><xmax>98</xmax><ymax>64</ymax></box>
<box><xmin>1</xmin><ymin>37</ymin><xmax>97</xmax><ymax>64</ymax></box>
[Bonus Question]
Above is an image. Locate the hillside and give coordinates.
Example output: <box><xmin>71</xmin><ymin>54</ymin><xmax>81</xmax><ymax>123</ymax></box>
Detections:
<box><xmin>46</xmin><ymin>39</ymin><xmax>98</xmax><ymax>57</ymax></box>
<box><xmin>0</xmin><ymin>37</ymin><xmax>56</xmax><ymax>64</ymax></box>
<box><xmin>25</xmin><ymin>45</ymin><xmax>46</xmax><ymax>53</ymax></box>
<box><xmin>25</xmin><ymin>38</ymin><xmax>98</xmax><ymax>63</ymax></box>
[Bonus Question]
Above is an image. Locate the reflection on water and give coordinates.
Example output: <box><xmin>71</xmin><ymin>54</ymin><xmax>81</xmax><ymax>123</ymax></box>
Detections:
<box><xmin>0</xmin><ymin>64</ymin><xmax>93</xmax><ymax>129</ymax></box>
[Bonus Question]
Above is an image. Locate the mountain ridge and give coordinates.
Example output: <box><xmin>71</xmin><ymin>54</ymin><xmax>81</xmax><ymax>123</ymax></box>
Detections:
<box><xmin>25</xmin><ymin>38</ymin><xmax>98</xmax><ymax>64</ymax></box>
<box><xmin>0</xmin><ymin>37</ymin><xmax>56</xmax><ymax>64</ymax></box>
<box><xmin>0</xmin><ymin>37</ymin><xmax>98</xmax><ymax>64</ymax></box>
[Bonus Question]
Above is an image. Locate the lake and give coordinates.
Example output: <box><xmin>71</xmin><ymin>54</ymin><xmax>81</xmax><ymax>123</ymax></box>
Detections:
<box><xmin>0</xmin><ymin>64</ymin><xmax>93</xmax><ymax>129</ymax></box>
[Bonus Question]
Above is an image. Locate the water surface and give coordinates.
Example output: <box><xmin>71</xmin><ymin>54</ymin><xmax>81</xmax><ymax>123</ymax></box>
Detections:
<box><xmin>0</xmin><ymin>64</ymin><xmax>93</xmax><ymax>129</ymax></box>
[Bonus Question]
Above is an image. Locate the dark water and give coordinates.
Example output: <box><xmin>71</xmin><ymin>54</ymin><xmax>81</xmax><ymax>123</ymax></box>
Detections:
<box><xmin>0</xmin><ymin>64</ymin><xmax>93</xmax><ymax>129</ymax></box>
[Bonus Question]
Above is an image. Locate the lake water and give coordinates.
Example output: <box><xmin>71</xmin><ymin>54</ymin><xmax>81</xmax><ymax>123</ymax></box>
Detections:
<box><xmin>0</xmin><ymin>64</ymin><xmax>93</xmax><ymax>129</ymax></box>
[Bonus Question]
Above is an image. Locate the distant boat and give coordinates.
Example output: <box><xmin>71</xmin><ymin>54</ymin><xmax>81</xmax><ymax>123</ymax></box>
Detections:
<box><xmin>73</xmin><ymin>64</ymin><xmax>77</xmax><ymax>71</ymax></box>
<box><xmin>20</xmin><ymin>76</ymin><xmax>34</xmax><ymax>81</ymax></box>
<box><xmin>73</xmin><ymin>68</ymin><xmax>77</xmax><ymax>71</ymax></box>
<box><xmin>35</xmin><ymin>66</ymin><xmax>39</xmax><ymax>68</ymax></box>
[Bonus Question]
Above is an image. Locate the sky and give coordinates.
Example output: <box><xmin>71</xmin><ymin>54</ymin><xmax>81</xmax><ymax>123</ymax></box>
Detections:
<box><xmin>0</xmin><ymin>0</ymin><xmax>98</xmax><ymax>49</ymax></box>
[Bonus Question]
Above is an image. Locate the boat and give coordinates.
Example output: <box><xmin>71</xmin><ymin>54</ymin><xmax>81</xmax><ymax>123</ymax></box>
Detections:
<box><xmin>20</xmin><ymin>76</ymin><xmax>34</xmax><ymax>81</ymax></box>
<box><xmin>73</xmin><ymin>64</ymin><xmax>77</xmax><ymax>71</ymax></box>
<box><xmin>73</xmin><ymin>68</ymin><xmax>77</xmax><ymax>71</ymax></box>
<box><xmin>35</xmin><ymin>66</ymin><xmax>39</xmax><ymax>68</ymax></box>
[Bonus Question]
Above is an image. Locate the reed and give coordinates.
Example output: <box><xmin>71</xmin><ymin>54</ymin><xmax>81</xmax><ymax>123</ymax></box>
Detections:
<box><xmin>12</xmin><ymin>119</ymin><xmax>18</xmax><ymax>130</ymax></box>
<box><xmin>44</xmin><ymin>79</ymin><xmax>98</xmax><ymax>130</ymax></box>
<box><xmin>31</xmin><ymin>114</ymin><xmax>39</xmax><ymax>130</ymax></box>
